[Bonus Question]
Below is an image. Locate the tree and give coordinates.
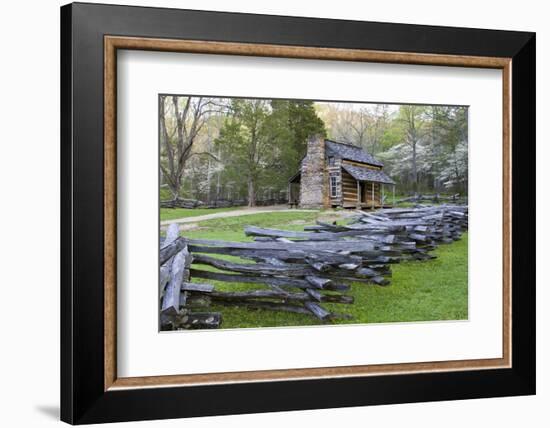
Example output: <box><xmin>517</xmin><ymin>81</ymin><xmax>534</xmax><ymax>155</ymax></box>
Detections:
<box><xmin>159</xmin><ymin>95</ymin><xmax>225</xmax><ymax>199</ymax></box>
<box><xmin>316</xmin><ymin>103</ymin><xmax>391</xmax><ymax>155</ymax></box>
<box><xmin>318</xmin><ymin>104</ymin><xmax>366</xmax><ymax>146</ymax></box>
<box><xmin>365</xmin><ymin>104</ymin><xmax>391</xmax><ymax>155</ymax></box>
<box><xmin>396</xmin><ymin>105</ymin><xmax>427</xmax><ymax>192</ymax></box>
<box><xmin>215</xmin><ymin>99</ymin><xmax>271</xmax><ymax>207</ymax></box>
<box><xmin>279</xmin><ymin>100</ymin><xmax>326</xmax><ymax>156</ymax></box>
<box><xmin>266</xmin><ymin>99</ymin><xmax>326</xmax><ymax>186</ymax></box>
<box><xmin>215</xmin><ymin>99</ymin><xmax>325</xmax><ymax>206</ymax></box>
<box><xmin>429</xmin><ymin>106</ymin><xmax>468</xmax><ymax>192</ymax></box>
<box><xmin>161</xmin><ymin>96</ymin><xmax>468</xmax><ymax>202</ymax></box>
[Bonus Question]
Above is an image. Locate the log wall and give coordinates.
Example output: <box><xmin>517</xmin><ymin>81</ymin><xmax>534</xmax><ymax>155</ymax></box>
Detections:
<box><xmin>341</xmin><ymin>169</ymin><xmax>358</xmax><ymax>205</ymax></box>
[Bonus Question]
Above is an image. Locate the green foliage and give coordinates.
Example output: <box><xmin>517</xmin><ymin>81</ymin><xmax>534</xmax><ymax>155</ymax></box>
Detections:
<box><xmin>264</xmin><ymin>100</ymin><xmax>326</xmax><ymax>190</ymax></box>
<box><xmin>215</xmin><ymin>99</ymin><xmax>270</xmax><ymax>204</ymax></box>
<box><xmin>214</xmin><ymin>99</ymin><xmax>325</xmax><ymax>205</ymax></box>
<box><xmin>377</xmin><ymin>105</ymin><xmax>468</xmax><ymax>194</ymax></box>
<box><xmin>273</xmin><ymin>99</ymin><xmax>327</xmax><ymax>155</ymax></box>
<box><xmin>159</xmin><ymin>186</ymin><xmax>174</xmax><ymax>200</ymax></box>
<box><xmin>175</xmin><ymin>211</ymin><xmax>468</xmax><ymax>329</ymax></box>
<box><xmin>161</xmin><ymin>96</ymin><xmax>468</xmax><ymax>202</ymax></box>
<box><xmin>379</xmin><ymin>120</ymin><xmax>403</xmax><ymax>152</ymax></box>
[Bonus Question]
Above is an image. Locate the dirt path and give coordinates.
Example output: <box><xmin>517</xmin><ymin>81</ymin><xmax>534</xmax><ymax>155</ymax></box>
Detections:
<box><xmin>160</xmin><ymin>205</ymin><xmax>318</xmax><ymax>226</ymax></box>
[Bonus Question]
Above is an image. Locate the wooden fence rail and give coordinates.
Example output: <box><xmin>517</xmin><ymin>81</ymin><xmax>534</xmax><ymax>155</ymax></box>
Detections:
<box><xmin>394</xmin><ymin>193</ymin><xmax>466</xmax><ymax>204</ymax></box>
<box><xmin>160</xmin><ymin>197</ymin><xmax>287</xmax><ymax>209</ymax></box>
<box><xmin>159</xmin><ymin>204</ymin><xmax>468</xmax><ymax>330</ymax></box>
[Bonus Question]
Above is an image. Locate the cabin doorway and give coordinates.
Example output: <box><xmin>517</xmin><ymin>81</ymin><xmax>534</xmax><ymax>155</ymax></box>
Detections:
<box><xmin>359</xmin><ymin>182</ymin><xmax>365</xmax><ymax>204</ymax></box>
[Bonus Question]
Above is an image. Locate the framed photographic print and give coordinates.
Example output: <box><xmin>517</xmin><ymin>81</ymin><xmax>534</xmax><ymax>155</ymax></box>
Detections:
<box><xmin>60</xmin><ymin>2</ymin><xmax>536</xmax><ymax>424</ymax></box>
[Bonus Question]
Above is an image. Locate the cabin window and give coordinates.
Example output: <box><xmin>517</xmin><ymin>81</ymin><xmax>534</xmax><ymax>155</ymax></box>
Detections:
<box><xmin>330</xmin><ymin>176</ymin><xmax>338</xmax><ymax>198</ymax></box>
<box><xmin>328</xmin><ymin>156</ymin><xmax>335</xmax><ymax>166</ymax></box>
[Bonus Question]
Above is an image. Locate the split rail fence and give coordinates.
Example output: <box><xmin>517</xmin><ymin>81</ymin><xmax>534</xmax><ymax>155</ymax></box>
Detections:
<box><xmin>394</xmin><ymin>193</ymin><xmax>466</xmax><ymax>205</ymax></box>
<box><xmin>160</xmin><ymin>197</ymin><xmax>287</xmax><ymax>209</ymax></box>
<box><xmin>159</xmin><ymin>204</ymin><xmax>468</xmax><ymax>330</ymax></box>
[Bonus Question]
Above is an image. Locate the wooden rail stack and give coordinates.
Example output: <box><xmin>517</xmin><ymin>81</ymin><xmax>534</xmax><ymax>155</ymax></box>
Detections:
<box><xmin>351</xmin><ymin>204</ymin><xmax>468</xmax><ymax>248</ymax></box>
<box><xmin>160</xmin><ymin>223</ymin><xmax>222</xmax><ymax>330</ymax></box>
<box><xmin>305</xmin><ymin>205</ymin><xmax>468</xmax><ymax>260</ymax></box>
<box><xmin>160</xmin><ymin>197</ymin><xmax>203</xmax><ymax>209</ymax></box>
<box><xmin>161</xmin><ymin>197</ymin><xmax>287</xmax><ymax>209</ymax></box>
<box><xmin>159</xmin><ymin>205</ymin><xmax>468</xmax><ymax>330</ymax></box>
<box><xmin>160</xmin><ymin>228</ymin><xmax>368</xmax><ymax>330</ymax></box>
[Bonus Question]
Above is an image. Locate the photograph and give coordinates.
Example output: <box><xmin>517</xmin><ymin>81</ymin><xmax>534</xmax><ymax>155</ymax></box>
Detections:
<box><xmin>54</xmin><ymin>2</ymin><xmax>537</xmax><ymax>424</ymax></box>
<box><xmin>159</xmin><ymin>95</ymin><xmax>469</xmax><ymax>331</ymax></box>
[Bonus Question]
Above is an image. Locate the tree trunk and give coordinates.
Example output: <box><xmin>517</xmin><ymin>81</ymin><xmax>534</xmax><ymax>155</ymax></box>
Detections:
<box><xmin>170</xmin><ymin>179</ymin><xmax>181</xmax><ymax>200</ymax></box>
<box><xmin>411</xmin><ymin>141</ymin><xmax>418</xmax><ymax>192</ymax></box>
<box><xmin>248</xmin><ymin>178</ymin><xmax>256</xmax><ymax>207</ymax></box>
<box><xmin>206</xmin><ymin>156</ymin><xmax>212</xmax><ymax>203</ymax></box>
<box><xmin>216</xmin><ymin>148</ymin><xmax>222</xmax><ymax>200</ymax></box>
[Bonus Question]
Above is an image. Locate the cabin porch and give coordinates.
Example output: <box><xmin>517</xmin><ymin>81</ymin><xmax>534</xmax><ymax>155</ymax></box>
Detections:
<box><xmin>287</xmin><ymin>171</ymin><xmax>301</xmax><ymax>207</ymax></box>
<box><xmin>339</xmin><ymin>168</ymin><xmax>395</xmax><ymax>209</ymax></box>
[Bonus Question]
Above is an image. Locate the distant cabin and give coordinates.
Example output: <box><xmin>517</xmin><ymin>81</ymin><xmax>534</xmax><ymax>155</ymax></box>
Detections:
<box><xmin>288</xmin><ymin>136</ymin><xmax>395</xmax><ymax>209</ymax></box>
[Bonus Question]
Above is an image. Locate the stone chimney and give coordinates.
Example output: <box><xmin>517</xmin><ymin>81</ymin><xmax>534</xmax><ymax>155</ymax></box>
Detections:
<box><xmin>299</xmin><ymin>135</ymin><xmax>326</xmax><ymax>208</ymax></box>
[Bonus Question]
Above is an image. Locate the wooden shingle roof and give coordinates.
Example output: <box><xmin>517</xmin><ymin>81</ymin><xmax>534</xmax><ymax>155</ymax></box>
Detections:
<box><xmin>325</xmin><ymin>139</ymin><xmax>384</xmax><ymax>167</ymax></box>
<box><xmin>341</xmin><ymin>163</ymin><xmax>395</xmax><ymax>185</ymax></box>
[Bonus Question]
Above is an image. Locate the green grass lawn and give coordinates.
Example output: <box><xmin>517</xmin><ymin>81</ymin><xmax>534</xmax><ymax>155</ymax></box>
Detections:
<box><xmin>170</xmin><ymin>211</ymin><xmax>468</xmax><ymax>329</ymax></box>
<box><xmin>160</xmin><ymin>206</ymin><xmax>242</xmax><ymax>221</ymax></box>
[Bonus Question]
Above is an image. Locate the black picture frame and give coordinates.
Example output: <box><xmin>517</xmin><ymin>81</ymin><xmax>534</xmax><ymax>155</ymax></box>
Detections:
<box><xmin>61</xmin><ymin>2</ymin><xmax>535</xmax><ymax>424</ymax></box>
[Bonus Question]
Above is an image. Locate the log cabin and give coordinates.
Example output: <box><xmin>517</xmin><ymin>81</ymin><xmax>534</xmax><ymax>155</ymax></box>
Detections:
<box><xmin>288</xmin><ymin>136</ymin><xmax>395</xmax><ymax>209</ymax></box>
